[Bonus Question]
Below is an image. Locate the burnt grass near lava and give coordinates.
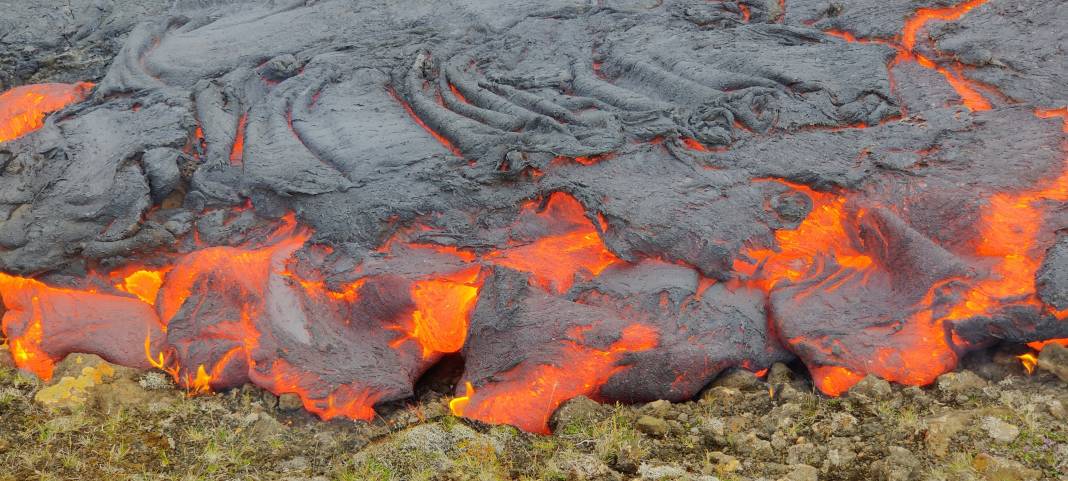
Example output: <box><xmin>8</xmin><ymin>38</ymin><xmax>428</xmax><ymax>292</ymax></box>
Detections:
<box><xmin>0</xmin><ymin>344</ymin><xmax>1066</xmax><ymax>480</ymax></box>
<box><xmin>2</xmin><ymin>0</ymin><xmax>1068</xmax><ymax>463</ymax></box>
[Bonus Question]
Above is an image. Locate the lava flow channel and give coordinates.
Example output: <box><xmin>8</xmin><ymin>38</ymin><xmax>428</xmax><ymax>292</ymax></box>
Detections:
<box><xmin>825</xmin><ymin>0</ymin><xmax>993</xmax><ymax>112</ymax></box>
<box><xmin>0</xmin><ymin>82</ymin><xmax>93</xmax><ymax>142</ymax></box>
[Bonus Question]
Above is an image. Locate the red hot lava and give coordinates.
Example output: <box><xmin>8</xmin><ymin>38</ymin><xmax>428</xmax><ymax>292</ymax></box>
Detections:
<box><xmin>0</xmin><ymin>82</ymin><xmax>93</xmax><ymax>143</ymax></box>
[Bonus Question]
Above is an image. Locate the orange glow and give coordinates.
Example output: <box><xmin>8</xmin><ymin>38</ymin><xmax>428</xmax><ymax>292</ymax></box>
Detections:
<box><xmin>486</xmin><ymin>192</ymin><xmax>621</xmax><ymax>293</ymax></box>
<box><xmin>449</xmin><ymin>381</ymin><xmax>474</xmax><ymax>415</ymax></box>
<box><xmin>1017</xmin><ymin>353</ymin><xmax>1037</xmax><ymax>375</ymax></box>
<box><xmin>388</xmin><ymin>87</ymin><xmax>463</xmax><ymax>158</ymax></box>
<box><xmin>735</xmin><ymin>180</ymin><xmax>872</xmax><ymax>292</ymax></box>
<box><xmin>0</xmin><ymin>274</ymin><xmax>51</xmax><ymax>378</ymax></box>
<box><xmin>448</xmin><ymin>84</ymin><xmax>469</xmax><ymax>104</ymax></box>
<box><xmin>1035</xmin><ymin>107</ymin><xmax>1068</xmax><ymax>132</ymax></box>
<box><xmin>823</xmin><ymin>0</ymin><xmax>993</xmax><ymax>112</ymax></box>
<box><xmin>901</xmin><ymin>0</ymin><xmax>989</xmax><ymax>51</ymax></box>
<box><xmin>903</xmin><ymin>51</ymin><xmax>991</xmax><ymax>111</ymax></box>
<box><xmin>682</xmin><ymin>137</ymin><xmax>708</xmax><ymax>152</ymax></box>
<box><xmin>810</xmin><ymin>365</ymin><xmax>864</xmax><ymax>396</ymax></box>
<box><xmin>391</xmin><ymin>266</ymin><xmax>482</xmax><ymax>357</ymax></box>
<box><xmin>115</xmin><ymin>269</ymin><xmax>167</xmax><ymax>305</ymax></box>
<box><xmin>0</xmin><ymin>82</ymin><xmax>93</xmax><ymax>143</ymax></box>
<box><xmin>896</xmin><ymin>0</ymin><xmax>993</xmax><ymax>111</ymax></box>
<box><xmin>251</xmin><ymin>358</ymin><xmax>381</xmax><ymax>421</ymax></box>
<box><xmin>230</xmin><ymin>113</ymin><xmax>248</xmax><ymax>165</ymax></box>
<box><xmin>1027</xmin><ymin>338</ymin><xmax>1068</xmax><ymax>351</ymax></box>
<box><xmin>824</xmin><ymin>30</ymin><xmax>858</xmax><ymax>43</ymax></box>
<box><xmin>1</xmin><ymin>272</ymin><xmax>164</xmax><ymax>380</ymax></box>
<box><xmin>456</xmin><ymin>323</ymin><xmax>658</xmax><ymax>433</ymax></box>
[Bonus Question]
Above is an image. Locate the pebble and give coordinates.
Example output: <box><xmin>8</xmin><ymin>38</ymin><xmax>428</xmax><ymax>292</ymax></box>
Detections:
<box><xmin>979</xmin><ymin>416</ymin><xmax>1020</xmax><ymax>443</ymax></box>
<box><xmin>780</xmin><ymin>464</ymin><xmax>818</xmax><ymax>481</ymax></box>
<box><xmin>1037</xmin><ymin>343</ymin><xmax>1068</xmax><ymax>382</ymax></box>
<box><xmin>278</xmin><ymin>393</ymin><xmax>304</xmax><ymax>411</ymax></box>
<box><xmin>636</xmin><ymin>415</ymin><xmax>670</xmax><ymax>437</ymax></box>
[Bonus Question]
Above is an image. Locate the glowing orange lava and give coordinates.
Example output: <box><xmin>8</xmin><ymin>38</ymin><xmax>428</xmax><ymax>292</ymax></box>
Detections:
<box><xmin>735</xmin><ymin>180</ymin><xmax>872</xmax><ymax>292</ymax></box>
<box><xmin>1017</xmin><ymin>352</ymin><xmax>1037</xmax><ymax>375</ymax></box>
<box><xmin>390</xmin><ymin>266</ymin><xmax>482</xmax><ymax>357</ymax></box>
<box><xmin>388</xmin><ymin>87</ymin><xmax>463</xmax><ymax>158</ymax></box>
<box><xmin>0</xmin><ymin>82</ymin><xmax>93</xmax><ymax>143</ymax></box>
<box><xmin>452</xmin><ymin>323</ymin><xmax>658</xmax><ymax>434</ymax></box>
<box><xmin>900</xmin><ymin>0</ymin><xmax>989</xmax><ymax>51</ymax></box>
<box><xmin>486</xmin><ymin>192</ymin><xmax>620</xmax><ymax>293</ymax></box>
<box><xmin>230</xmin><ymin>113</ymin><xmax>248</xmax><ymax>165</ymax></box>
<box><xmin>1035</xmin><ymin>107</ymin><xmax>1068</xmax><ymax>133</ymax></box>
<box><xmin>115</xmin><ymin>269</ymin><xmax>168</xmax><ymax>305</ymax></box>
<box><xmin>823</xmin><ymin>0</ymin><xmax>993</xmax><ymax>112</ymax></box>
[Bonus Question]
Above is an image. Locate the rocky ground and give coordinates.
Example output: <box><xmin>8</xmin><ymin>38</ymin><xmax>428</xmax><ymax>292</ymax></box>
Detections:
<box><xmin>0</xmin><ymin>344</ymin><xmax>1065</xmax><ymax>481</ymax></box>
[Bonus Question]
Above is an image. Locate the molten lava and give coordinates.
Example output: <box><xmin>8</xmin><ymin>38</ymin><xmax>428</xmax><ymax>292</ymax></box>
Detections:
<box><xmin>0</xmin><ymin>82</ymin><xmax>93</xmax><ymax>143</ymax></box>
<box><xmin>392</xmin><ymin>266</ymin><xmax>482</xmax><ymax>357</ymax></box>
<box><xmin>823</xmin><ymin>0</ymin><xmax>993</xmax><ymax>112</ymax></box>
<box><xmin>451</xmin><ymin>323</ymin><xmax>658</xmax><ymax>434</ymax></box>
<box><xmin>486</xmin><ymin>192</ymin><xmax>621</xmax><ymax>293</ymax></box>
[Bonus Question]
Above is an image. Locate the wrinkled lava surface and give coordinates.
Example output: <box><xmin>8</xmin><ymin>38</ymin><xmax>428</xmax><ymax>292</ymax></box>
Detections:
<box><xmin>1</xmin><ymin>0</ymin><xmax>1067</xmax><ymax>433</ymax></box>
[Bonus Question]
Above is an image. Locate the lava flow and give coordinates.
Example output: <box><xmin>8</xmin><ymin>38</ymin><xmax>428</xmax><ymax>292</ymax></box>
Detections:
<box><xmin>3</xmin><ymin>0</ymin><xmax>1068</xmax><ymax>438</ymax></box>
<box><xmin>0</xmin><ymin>82</ymin><xmax>93</xmax><ymax>142</ymax></box>
<box><xmin>824</xmin><ymin>0</ymin><xmax>993</xmax><ymax>112</ymax></box>
<box><xmin>484</xmin><ymin>192</ymin><xmax>621</xmax><ymax>294</ymax></box>
<box><xmin>451</xmin><ymin>323</ymin><xmax>659</xmax><ymax>434</ymax></box>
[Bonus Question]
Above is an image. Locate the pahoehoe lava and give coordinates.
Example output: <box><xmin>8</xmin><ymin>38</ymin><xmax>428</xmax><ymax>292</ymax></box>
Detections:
<box><xmin>0</xmin><ymin>0</ymin><xmax>1066</xmax><ymax>434</ymax></box>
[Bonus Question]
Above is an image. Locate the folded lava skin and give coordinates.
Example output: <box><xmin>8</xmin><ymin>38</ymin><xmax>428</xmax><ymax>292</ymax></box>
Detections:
<box><xmin>1</xmin><ymin>0</ymin><xmax>1066</xmax><ymax>433</ymax></box>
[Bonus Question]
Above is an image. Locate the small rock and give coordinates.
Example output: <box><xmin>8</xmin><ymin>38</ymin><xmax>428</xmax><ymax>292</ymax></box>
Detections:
<box><xmin>34</xmin><ymin>355</ymin><xmax>122</xmax><ymax>410</ymax></box>
<box><xmin>708</xmin><ymin>451</ymin><xmax>740</xmax><ymax>473</ymax></box>
<box><xmin>637</xmin><ymin>415</ymin><xmax>670</xmax><ymax>437</ymax></box>
<box><xmin>550</xmin><ymin>395</ymin><xmax>605</xmax><ymax>432</ymax></box>
<box><xmin>278</xmin><ymin>393</ymin><xmax>304</xmax><ymax>411</ymax></box>
<box><xmin>1047</xmin><ymin>399</ymin><xmax>1065</xmax><ymax>420</ymax></box>
<box><xmin>250</xmin><ymin>412</ymin><xmax>286</xmax><ymax>438</ymax></box>
<box><xmin>777</xmin><ymin>383</ymin><xmax>813</xmax><ymax>403</ymax></box>
<box><xmin>779</xmin><ymin>464</ymin><xmax>818</xmax><ymax>481</ymax></box>
<box><xmin>701</xmin><ymin>386</ymin><xmax>743</xmax><ymax>406</ymax></box>
<box><xmin>735</xmin><ymin>432</ymin><xmax>774</xmax><ymax>460</ymax></box>
<box><xmin>936</xmin><ymin>370</ymin><xmax>988</xmax><ymax>394</ymax></box>
<box><xmin>878</xmin><ymin>446</ymin><xmax>919</xmax><ymax>481</ymax></box>
<box><xmin>972</xmin><ymin>453</ymin><xmax>1041</xmax><ymax>481</ymax></box>
<box><xmin>137</xmin><ymin>372</ymin><xmax>172</xmax><ymax>390</ymax></box>
<box><xmin>638</xmin><ymin>463</ymin><xmax>691</xmax><ymax>480</ymax></box>
<box><xmin>558</xmin><ymin>453</ymin><xmax>620</xmax><ymax>481</ymax></box>
<box><xmin>642</xmin><ymin>399</ymin><xmax>673</xmax><ymax>417</ymax></box>
<box><xmin>825</xmin><ymin>437</ymin><xmax>857</xmax><ymax>467</ymax></box>
<box><xmin>713</xmin><ymin>369</ymin><xmax>763</xmax><ymax>391</ymax></box>
<box><xmin>278</xmin><ymin>455</ymin><xmax>310</xmax><ymax>473</ymax></box>
<box><xmin>924</xmin><ymin>411</ymin><xmax>975</xmax><ymax>457</ymax></box>
<box><xmin>847</xmin><ymin>375</ymin><xmax>891</xmax><ymax>399</ymax></box>
<box><xmin>1037</xmin><ymin>343</ymin><xmax>1068</xmax><ymax>382</ymax></box>
<box><xmin>611</xmin><ymin>441</ymin><xmax>644</xmax><ymax>474</ymax></box>
<box><xmin>786</xmin><ymin>443</ymin><xmax>821</xmax><ymax>466</ymax></box>
<box><xmin>979</xmin><ymin>416</ymin><xmax>1019</xmax><ymax>443</ymax></box>
<box><xmin>261</xmin><ymin>53</ymin><xmax>301</xmax><ymax>80</ymax></box>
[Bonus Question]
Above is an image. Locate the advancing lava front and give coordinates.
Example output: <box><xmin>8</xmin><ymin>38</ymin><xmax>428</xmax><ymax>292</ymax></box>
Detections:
<box><xmin>1</xmin><ymin>0</ymin><xmax>1066</xmax><ymax>434</ymax></box>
